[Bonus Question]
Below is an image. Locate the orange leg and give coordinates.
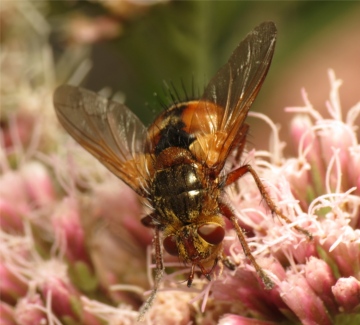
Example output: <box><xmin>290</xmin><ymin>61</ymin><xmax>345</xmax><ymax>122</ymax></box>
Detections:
<box><xmin>225</xmin><ymin>164</ymin><xmax>312</xmax><ymax>238</ymax></box>
<box><xmin>220</xmin><ymin>203</ymin><xmax>274</xmax><ymax>290</ymax></box>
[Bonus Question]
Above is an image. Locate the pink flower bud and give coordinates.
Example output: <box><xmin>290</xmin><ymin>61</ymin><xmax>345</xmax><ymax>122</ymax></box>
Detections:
<box><xmin>34</xmin><ymin>262</ymin><xmax>101</xmax><ymax>325</ymax></box>
<box><xmin>41</xmin><ymin>277</ymin><xmax>80</xmax><ymax>320</ymax></box>
<box><xmin>1</xmin><ymin>114</ymin><xmax>35</xmax><ymax>149</ymax></box>
<box><xmin>219</xmin><ymin>314</ymin><xmax>278</xmax><ymax>325</ymax></box>
<box><xmin>52</xmin><ymin>198</ymin><xmax>90</xmax><ymax>264</ymax></box>
<box><xmin>279</xmin><ymin>273</ymin><xmax>333</xmax><ymax>325</ymax></box>
<box><xmin>213</xmin><ymin>268</ymin><xmax>282</xmax><ymax>320</ymax></box>
<box><xmin>0</xmin><ymin>264</ymin><xmax>28</xmax><ymax>304</ymax></box>
<box><xmin>0</xmin><ymin>161</ymin><xmax>55</xmax><ymax>233</ymax></box>
<box><xmin>0</xmin><ymin>171</ymin><xmax>31</xmax><ymax>232</ymax></box>
<box><xmin>92</xmin><ymin>179</ymin><xmax>151</xmax><ymax>248</ymax></box>
<box><xmin>21</xmin><ymin>161</ymin><xmax>55</xmax><ymax>208</ymax></box>
<box><xmin>332</xmin><ymin>277</ymin><xmax>360</xmax><ymax>312</ymax></box>
<box><xmin>0</xmin><ymin>302</ymin><xmax>16</xmax><ymax>325</ymax></box>
<box><xmin>348</xmin><ymin>146</ymin><xmax>360</xmax><ymax>196</ymax></box>
<box><xmin>288</xmin><ymin>239</ymin><xmax>317</xmax><ymax>265</ymax></box>
<box><xmin>282</xmin><ymin>158</ymin><xmax>311</xmax><ymax>209</ymax></box>
<box><xmin>320</xmin><ymin>220</ymin><xmax>360</xmax><ymax>277</ymax></box>
<box><xmin>0</xmin><ymin>198</ymin><xmax>24</xmax><ymax>233</ymax></box>
<box><xmin>305</xmin><ymin>257</ymin><xmax>337</xmax><ymax>313</ymax></box>
<box><xmin>289</xmin><ymin>114</ymin><xmax>313</xmax><ymax>150</ymax></box>
<box><xmin>14</xmin><ymin>294</ymin><xmax>46</xmax><ymax>325</ymax></box>
<box><xmin>317</xmin><ymin>122</ymin><xmax>353</xmax><ymax>168</ymax></box>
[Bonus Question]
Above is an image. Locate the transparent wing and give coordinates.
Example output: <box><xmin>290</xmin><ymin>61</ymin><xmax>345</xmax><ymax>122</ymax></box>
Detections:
<box><xmin>189</xmin><ymin>21</ymin><xmax>277</xmax><ymax>170</ymax></box>
<box><xmin>53</xmin><ymin>85</ymin><xmax>149</xmax><ymax>195</ymax></box>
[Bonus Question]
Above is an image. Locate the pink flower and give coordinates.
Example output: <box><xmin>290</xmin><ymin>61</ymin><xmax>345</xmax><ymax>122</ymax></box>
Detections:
<box><xmin>279</xmin><ymin>273</ymin><xmax>333</xmax><ymax>325</ymax></box>
<box><xmin>0</xmin><ymin>302</ymin><xmax>16</xmax><ymax>325</ymax></box>
<box><xmin>219</xmin><ymin>314</ymin><xmax>278</xmax><ymax>325</ymax></box>
<box><xmin>52</xmin><ymin>198</ymin><xmax>91</xmax><ymax>265</ymax></box>
<box><xmin>14</xmin><ymin>294</ymin><xmax>46</xmax><ymax>325</ymax></box>
<box><xmin>0</xmin><ymin>264</ymin><xmax>28</xmax><ymax>305</ymax></box>
<box><xmin>209</xmin><ymin>71</ymin><xmax>360</xmax><ymax>324</ymax></box>
<box><xmin>0</xmin><ymin>161</ymin><xmax>56</xmax><ymax>233</ymax></box>
<box><xmin>332</xmin><ymin>277</ymin><xmax>360</xmax><ymax>312</ymax></box>
<box><xmin>213</xmin><ymin>266</ymin><xmax>285</xmax><ymax>321</ymax></box>
<box><xmin>41</xmin><ymin>276</ymin><xmax>81</xmax><ymax>319</ymax></box>
<box><xmin>304</xmin><ymin>257</ymin><xmax>337</xmax><ymax>313</ymax></box>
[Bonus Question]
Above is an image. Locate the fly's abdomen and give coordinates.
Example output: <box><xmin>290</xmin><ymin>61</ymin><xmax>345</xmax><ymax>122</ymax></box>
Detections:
<box><xmin>151</xmin><ymin>164</ymin><xmax>204</xmax><ymax>224</ymax></box>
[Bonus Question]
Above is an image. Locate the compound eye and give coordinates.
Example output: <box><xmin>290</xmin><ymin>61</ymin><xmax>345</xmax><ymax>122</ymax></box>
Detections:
<box><xmin>163</xmin><ymin>235</ymin><xmax>179</xmax><ymax>256</ymax></box>
<box><xmin>197</xmin><ymin>223</ymin><xmax>225</xmax><ymax>245</ymax></box>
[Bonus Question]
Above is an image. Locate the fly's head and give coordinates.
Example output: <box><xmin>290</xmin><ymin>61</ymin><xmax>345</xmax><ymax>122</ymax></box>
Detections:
<box><xmin>163</xmin><ymin>215</ymin><xmax>226</xmax><ymax>286</ymax></box>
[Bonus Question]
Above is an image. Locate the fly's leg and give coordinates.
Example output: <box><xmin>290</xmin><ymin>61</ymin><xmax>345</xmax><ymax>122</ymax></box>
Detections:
<box><xmin>187</xmin><ymin>264</ymin><xmax>196</xmax><ymax>287</ymax></box>
<box><xmin>225</xmin><ymin>164</ymin><xmax>312</xmax><ymax>239</ymax></box>
<box><xmin>220</xmin><ymin>203</ymin><xmax>274</xmax><ymax>290</ymax></box>
<box><xmin>138</xmin><ymin>219</ymin><xmax>165</xmax><ymax>321</ymax></box>
<box><xmin>221</xmin><ymin>253</ymin><xmax>236</xmax><ymax>271</ymax></box>
<box><xmin>187</xmin><ymin>258</ymin><xmax>218</xmax><ymax>287</ymax></box>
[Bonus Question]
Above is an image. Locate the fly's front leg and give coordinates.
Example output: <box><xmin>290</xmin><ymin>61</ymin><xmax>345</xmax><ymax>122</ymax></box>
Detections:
<box><xmin>153</xmin><ymin>225</ymin><xmax>165</xmax><ymax>283</ymax></box>
<box><xmin>138</xmin><ymin>219</ymin><xmax>165</xmax><ymax>321</ymax></box>
<box><xmin>187</xmin><ymin>259</ymin><xmax>216</xmax><ymax>287</ymax></box>
<box><xmin>141</xmin><ymin>213</ymin><xmax>165</xmax><ymax>285</ymax></box>
<box><xmin>225</xmin><ymin>164</ymin><xmax>312</xmax><ymax>239</ymax></box>
<box><xmin>221</xmin><ymin>253</ymin><xmax>236</xmax><ymax>271</ymax></box>
<box><xmin>220</xmin><ymin>203</ymin><xmax>274</xmax><ymax>290</ymax></box>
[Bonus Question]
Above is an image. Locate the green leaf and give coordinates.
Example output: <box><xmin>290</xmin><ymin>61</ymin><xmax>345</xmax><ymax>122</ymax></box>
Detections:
<box><xmin>69</xmin><ymin>261</ymin><xmax>98</xmax><ymax>292</ymax></box>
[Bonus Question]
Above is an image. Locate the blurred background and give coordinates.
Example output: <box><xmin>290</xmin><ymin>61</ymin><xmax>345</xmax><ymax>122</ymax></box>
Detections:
<box><xmin>2</xmin><ymin>0</ymin><xmax>360</xmax><ymax>154</ymax></box>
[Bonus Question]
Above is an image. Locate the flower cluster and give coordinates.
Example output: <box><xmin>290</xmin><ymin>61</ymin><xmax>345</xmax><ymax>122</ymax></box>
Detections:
<box><xmin>212</xmin><ymin>70</ymin><xmax>360</xmax><ymax>324</ymax></box>
<box><xmin>1</xmin><ymin>2</ymin><xmax>359</xmax><ymax>325</ymax></box>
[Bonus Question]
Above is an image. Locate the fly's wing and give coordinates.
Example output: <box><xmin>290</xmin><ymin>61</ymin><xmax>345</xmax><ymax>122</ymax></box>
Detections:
<box><xmin>53</xmin><ymin>85</ymin><xmax>150</xmax><ymax>195</ymax></box>
<box><xmin>188</xmin><ymin>21</ymin><xmax>277</xmax><ymax>171</ymax></box>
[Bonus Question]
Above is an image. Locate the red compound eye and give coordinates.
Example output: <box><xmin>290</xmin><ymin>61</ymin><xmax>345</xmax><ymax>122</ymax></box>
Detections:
<box><xmin>163</xmin><ymin>235</ymin><xmax>179</xmax><ymax>256</ymax></box>
<box><xmin>197</xmin><ymin>223</ymin><xmax>225</xmax><ymax>245</ymax></box>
